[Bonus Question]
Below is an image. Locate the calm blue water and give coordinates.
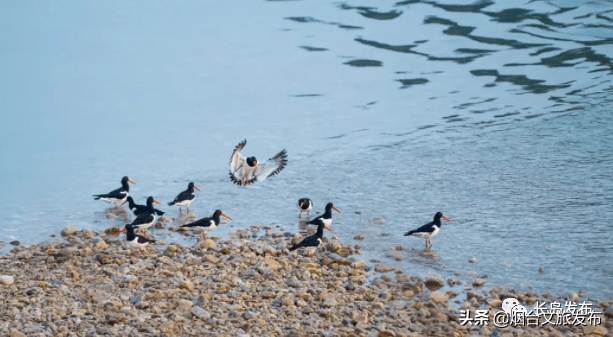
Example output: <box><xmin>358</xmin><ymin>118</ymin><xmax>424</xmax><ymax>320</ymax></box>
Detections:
<box><xmin>1</xmin><ymin>0</ymin><xmax>612</xmax><ymax>299</ymax></box>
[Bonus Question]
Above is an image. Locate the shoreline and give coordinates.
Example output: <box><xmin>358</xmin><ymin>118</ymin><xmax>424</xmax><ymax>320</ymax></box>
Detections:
<box><xmin>1</xmin><ymin>224</ymin><xmax>611</xmax><ymax>336</ymax></box>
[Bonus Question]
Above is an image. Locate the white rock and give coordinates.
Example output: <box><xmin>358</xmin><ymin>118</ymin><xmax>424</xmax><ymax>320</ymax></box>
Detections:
<box><xmin>191</xmin><ymin>306</ymin><xmax>210</xmax><ymax>319</ymax></box>
<box><xmin>322</xmin><ymin>298</ymin><xmax>337</xmax><ymax>307</ymax></box>
<box><xmin>124</xmin><ymin>275</ymin><xmax>138</xmax><ymax>283</ymax></box>
<box><xmin>0</xmin><ymin>275</ymin><xmax>14</xmax><ymax>285</ymax></box>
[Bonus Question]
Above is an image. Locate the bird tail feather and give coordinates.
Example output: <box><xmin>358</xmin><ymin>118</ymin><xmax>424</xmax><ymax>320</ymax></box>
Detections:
<box><xmin>404</xmin><ymin>230</ymin><xmax>415</xmax><ymax>236</ymax></box>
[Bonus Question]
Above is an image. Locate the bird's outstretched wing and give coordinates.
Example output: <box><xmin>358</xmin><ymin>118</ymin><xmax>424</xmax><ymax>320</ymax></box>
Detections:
<box><xmin>229</xmin><ymin>140</ymin><xmax>251</xmax><ymax>185</ymax></box>
<box><xmin>229</xmin><ymin>139</ymin><xmax>247</xmax><ymax>173</ymax></box>
<box><xmin>253</xmin><ymin>149</ymin><xmax>288</xmax><ymax>182</ymax></box>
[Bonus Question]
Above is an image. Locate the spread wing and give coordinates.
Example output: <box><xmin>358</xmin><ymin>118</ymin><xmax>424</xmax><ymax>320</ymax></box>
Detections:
<box><xmin>253</xmin><ymin>149</ymin><xmax>288</xmax><ymax>182</ymax></box>
<box><xmin>230</xmin><ymin>139</ymin><xmax>247</xmax><ymax>173</ymax></box>
<box><xmin>229</xmin><ymin>140</ymin><xmax>250</xmax><ymax>184</ymax></box>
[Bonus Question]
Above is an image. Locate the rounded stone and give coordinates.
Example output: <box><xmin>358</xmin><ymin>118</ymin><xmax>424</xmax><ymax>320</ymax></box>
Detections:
<box><xmin>0</xmin><ymin>275</ymin><xmax>15</xmax><ymax>285</ymax></box>
<box><xmin>61</xmin><ymin>225</ymin><xmax>78</xmax><ymax>236</ymax></box>
<box><xmin>429</xmin><ymin>291</ymin><xmax>449</xmax><ymax>304</ymax></box>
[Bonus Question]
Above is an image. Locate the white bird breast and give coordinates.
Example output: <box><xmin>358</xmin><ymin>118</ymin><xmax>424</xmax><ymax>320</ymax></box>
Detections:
<box><xmin>174</xmin><ymin>199</ymin><xmax>193</xmax><ymax>207</ymax></box>
<box><xmin>412</xmin><ymin>226</ymin><xmax>440</xmax><ymax>239</ymax></box>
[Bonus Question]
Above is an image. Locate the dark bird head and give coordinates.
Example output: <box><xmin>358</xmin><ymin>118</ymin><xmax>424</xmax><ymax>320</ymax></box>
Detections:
<box><xmin>246</xmin><ymin>157</ymin><xmax>258</xmax><ymax>167</ymax></box>
<box><xmin>325</xmin><ymin>202</ymin><xmax>343</xmax><ymax>214</ymax></box>
<box><xmin>126</xmin><ymin>196</ymin><xmax>136</xmax><ymax>208</ymax></box>
<box><xmin>213</xmin><ymin>209</ymin><xmax>233</xmax><ymax>221</ymax></box>
<box><xmin>146</xmin><ymin>196</ymin><xmax>162</xmax><ymax>208</ymax></box>
<box><xmin>434</xmin><ymin>212</ymin><xmax>455</xmax><ymax>223</ymax></box>
<box><xmin>119</xmin><ymin>224</ymin><xmax>133</xmax><ymax>234</ymax></box>
<box><xmin>188</xmin><ymin>181</ymin><xmax>201</xmax><ymax>191</ymax></box>
<box><xmin>121</xmin><ymin>176</ymin><xmax>137</xmax><ymax>189</ymax></box>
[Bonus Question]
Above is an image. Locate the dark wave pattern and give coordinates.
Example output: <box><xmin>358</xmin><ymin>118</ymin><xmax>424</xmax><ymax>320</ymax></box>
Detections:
<box><xmin>283</xmin><ymin>0</ymin><xmax>613</xmax><ymax>126</ymax></box>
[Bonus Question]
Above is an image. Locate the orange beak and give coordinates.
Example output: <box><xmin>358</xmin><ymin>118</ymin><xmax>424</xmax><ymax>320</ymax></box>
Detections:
<box><xmin>442</xmin><ymin>214</ymin><xmax>455</xmax><ymax>223</ymax></box>
<box><xmin>128</xmin><ymin>179</ymin><xmax>137</xmax><ymax>185</ymax></box>
<box><xmin>194</xmin><ymin>185</ymin><xmax>201</xmax><ymax>191</ymax></box>
<box><xmin>221</xmin><ymin>212</ymin><xmax>233</xmax><ymax>221</ymax></box>
<box><xmin>153</xmin><ymin>199</ymin><xmax>162</xmax><ymax>205</ymax></box>
<box><xmin>325</xmin><ymin>225</ymin><xmax>332</xmax><ymax>232</ymax></box>
<box><xmin>118</xmin><ymin>228</ymin><xmax>126</xmax><ymax>235</ymax></box>
<box><xmin>332</xmin><ymin>206</ymin><xmax>342</xmax><ymax>214</ymax></box>
<box><xmin>299</xmin><ymin>201</ymin><xmax>304</xmax><ymax>208</ymax></box>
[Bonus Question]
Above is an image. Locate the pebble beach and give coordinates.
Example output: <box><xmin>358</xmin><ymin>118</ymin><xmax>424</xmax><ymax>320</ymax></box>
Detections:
<box><xmin>1</xmin><ymin>217</ymin><xmax>611</xmax><ymax>337</ymax></box>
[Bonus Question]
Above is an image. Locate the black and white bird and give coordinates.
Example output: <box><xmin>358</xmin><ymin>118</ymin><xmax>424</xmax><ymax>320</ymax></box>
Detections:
<box><xmin>93</xmin><ymin>176</ymin><xmax>136</xmax><ymax>206</ymax></box>
<box><xmin>126</xmin><ymin>196</ymin><xmax>164</xmax><ymax>216</ymax></box>
<box><xmin>119</xmin><ymin>224</ymin><xmax>156</xmax><ymax>258</ymax></box>
<box><xmin>298</xmin><ymin>198</ymin><xmax>313</xmax><ymax>218</ymax></box>
<box><xmin>308</xmin><ymin>202</ymin><xmax>342</xmax><ymax>228</ymax></box>
<box><xmin>229</xmin><ymin>139</ymin><xmax>288</xmax><ymax>186</ymax></box>
<box><xmin>404</xmin><ymin>212</ymin><xmax>455</xmax><ymax>248</ymax></box>
<box><xmin>289</xmin><ymin>222</ymin><xmax>332</xmax><ymax>257</ymax></box>
<box><xmin>128</xmin><ymin>197</ymin><xmax>162</xmax><ymax>236</ymax></box>
<box><xmin>180</xmin><ymin>209</ymin><xmax>233</xmax><ymax>239</ymax></box>
<box><xmin>168</xmin><ymin>182</ymin><xmax>200</xmax><ymax>213</ymax></box>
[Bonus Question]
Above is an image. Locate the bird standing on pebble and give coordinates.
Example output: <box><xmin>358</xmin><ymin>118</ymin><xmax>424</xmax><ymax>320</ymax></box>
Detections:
<box><xmin>126</xmin><ymin>196</ymin><xmax>164</xmax><ymax>216</ymax></box>
<box><xmin>298</xmin><ymin>198</ymin><xmax>313</xmax><ymax>218</ymax></box>
<box><xmin>128</xmin><ymin>196</ymin><xmax>162</xmax><ymax>237</ymax></box>
<box><xmin>289</xmin><ymin>222</ymin><xmax>332</xmax><ymax>258</ymax></box>
<box><xmin>404</xmin><ymin>212</ymin><xmax>455</xmax><ymax>248</ymax></box>
<box><xmin>307</xmin><ymin>202</ymin><xmax>342</xmax><ymax>229</ymax></box>
<box><xmin>181</xmin><ymin>209</ymin><xmax>233</xmax><ymax>239</ymax></box>
<box><xmin>168</xmin><ymin>182</ymin><xmax>200</xmax><ymax>213</ymax></box>
<box><xmin>93</xmin><ymin>176</ymin><xmax>136</xmax><ymax>206</ymax></box>
<box><xmin>119</xmin><ymin>224</ymin><xmax>156</xmax><ymax>258</ymax></box>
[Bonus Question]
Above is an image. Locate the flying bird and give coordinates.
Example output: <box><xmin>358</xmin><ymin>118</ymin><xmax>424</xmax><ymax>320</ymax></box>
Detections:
<box><xmin>168</xmin><ymin>182</ymin><xmax>200</xmax><ymax>213</ymax></box>
<box><xmin>229</xmin><ymin>139</ymin><xmax>287</xmax><ymax>186</ymax></box>
<box><xmin>404</xmin><ymin>212</ymin><xmax>455</xmax><ymax>248</ymax></box>
<box><xmin>93</xmin><ymin>176</ymin><xmax>136</xmax><ymax>206</ymax></box>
